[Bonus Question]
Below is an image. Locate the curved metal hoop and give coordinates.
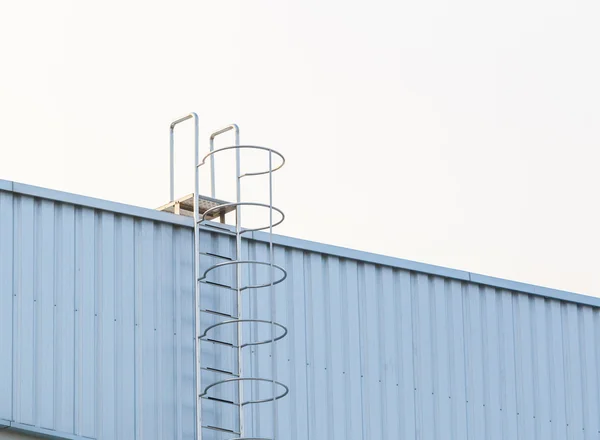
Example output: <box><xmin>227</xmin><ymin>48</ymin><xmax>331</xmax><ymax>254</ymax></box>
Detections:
<box><xmin>200</xmin><ymin>319</ymin><xmax>288</xmax><ymax>348</ymax></box>
<box><xmin>200</xmin><ymin>202</ymin><xmax>285</xmax><ymax>233</ymax></box>
<box><xmin>198</xmin><ymin>145</ymin><xmax>285</xmax><ymax>177</ymax></box>
<box><xmin>200</xmin><ymin>378</ymin><xmax>289</xmax><ymax>406</ymax></box>
<box><xmin>200</xmin><ymin>261</ymin><xmax>287</xmax><ymax>291</ymax></box>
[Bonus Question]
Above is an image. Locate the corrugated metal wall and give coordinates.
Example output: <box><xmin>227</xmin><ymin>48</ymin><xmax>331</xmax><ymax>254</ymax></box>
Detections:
<box><xmin>2</xmin><ymin>182</ymin><xmax>600</xmax><ymax>440</ymax></box>
<box><xmin>198</xmin><ymin>233</ymin><xmax>600</xmax><ymax>440</ymax></box>
<box><xmin>254</xmin><ymin>243</ymin><xmax>600</xmax><ymax>440</ymax></box>
<box><xmin>0</xmin><ymin>189</ymin><xmax>195</xmax><ymax>440</ymax></box>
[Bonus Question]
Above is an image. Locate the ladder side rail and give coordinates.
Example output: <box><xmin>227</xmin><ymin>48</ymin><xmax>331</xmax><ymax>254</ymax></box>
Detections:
<box><xmin>170</xmin><ymin>113</ymin><xmax>201</xmax><ymax>440</ymax></box>
<box><xmin>268</xmin><ymin>149</ymin><xmax>278</xmax><ymax>439</ymax></box>
<box><xmin>209</xmin><ymin>124</ymin><xmax>244</xmax><ymax>437</ymax></box>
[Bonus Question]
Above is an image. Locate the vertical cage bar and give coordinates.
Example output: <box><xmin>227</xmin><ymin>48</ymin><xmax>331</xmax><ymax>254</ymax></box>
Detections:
<box><xmin>269</xmin><ymin>149</ymin><xmax>278</xmax><ymax>439</ymax></box>
<box><xmin>235</xmin><ymin>132</ymin><xmax>245</xmax><ymax>438</ymax></box>
<box><xmin>192</xmin><ymin>114</ymin><xmax>201</xmax><ymax>440</ymax></box>
<box><xmin>170</xmin><ymin>131</ymin><xmax>175</xmax><ymax>202</ymax></box>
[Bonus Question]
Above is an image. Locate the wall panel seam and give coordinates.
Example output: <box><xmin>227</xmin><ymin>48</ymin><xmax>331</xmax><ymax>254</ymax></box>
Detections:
<box><xmin>11</xmin><ymin>191</ymin><xmax>15</xmax><ymax>423</ymax></box>
<box><xmin>301</xmin><ymin>251</ymin><xmax>311</xmax><ymax>440</ymax></box>
<box><xmin>510</xmin><ymin>293</ymin><xmax>520</xmax><ymax>440</ymax></box>
<box><xmin>460</xmin><ymin>282</ymin><xmax>470</xmax><ymax>440</ymax></box>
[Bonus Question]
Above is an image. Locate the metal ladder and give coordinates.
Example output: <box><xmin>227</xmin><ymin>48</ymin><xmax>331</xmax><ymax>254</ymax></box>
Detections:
<box><xmin>169</xmin><ymin>114</ymin><xmax>288</xmax><ymax>440</ymax></box>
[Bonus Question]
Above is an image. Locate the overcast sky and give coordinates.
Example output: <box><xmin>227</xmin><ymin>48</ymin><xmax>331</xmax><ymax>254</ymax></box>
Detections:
<box><xmin>1</xmin><ymin>0</ymin><xmax>599</xmax><ymax>296</ymax></box>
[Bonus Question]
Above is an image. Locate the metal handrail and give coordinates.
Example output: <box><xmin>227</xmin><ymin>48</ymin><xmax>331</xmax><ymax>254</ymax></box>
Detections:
<box><xmin>169</xmin><ymin>112</ymin><xmax>201</xmax><ymax>440</ymax></box>
<box><xmin>169</xmin><ymin>113</ymin><xmax>199</xmax><ymax>202</ymax></box>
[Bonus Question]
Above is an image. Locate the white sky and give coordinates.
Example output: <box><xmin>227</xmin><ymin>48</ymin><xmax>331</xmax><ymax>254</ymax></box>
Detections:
<box><xmin>1</xmin><ymin>0</ymin><xmax>599</xmax><ymax>296</ymax></box>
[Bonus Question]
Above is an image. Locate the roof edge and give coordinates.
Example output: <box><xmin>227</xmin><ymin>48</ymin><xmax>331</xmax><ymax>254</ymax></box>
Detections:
<box><xmin>250</xmin><ymin>229</ymin><xmax>600</xmax><ymax>308</ymax></box>
<box><xmin>0</xmin><ymin>179</ymin><xmax>193</xmax><ymax>228</ymax></box>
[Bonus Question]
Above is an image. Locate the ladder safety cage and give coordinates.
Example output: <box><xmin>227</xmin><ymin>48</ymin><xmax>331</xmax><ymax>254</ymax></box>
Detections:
<box><xmin>170</xmin><ymin>115</ymin><xmax>288</xmax><ymax>440</ymax></box>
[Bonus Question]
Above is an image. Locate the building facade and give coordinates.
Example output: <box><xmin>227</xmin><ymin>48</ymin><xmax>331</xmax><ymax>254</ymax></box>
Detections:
<box><xmin>1</xmin><ymin>179</ymin><xmax>600</xmax><ymax>439</ymax></box>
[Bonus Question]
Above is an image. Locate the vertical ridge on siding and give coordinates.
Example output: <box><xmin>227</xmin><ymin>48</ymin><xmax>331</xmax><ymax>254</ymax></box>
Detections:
<box><xmin>0</xmin><ymin>191</ymin><xmax>13</xmax><ymax>421</ymax></box>
<box><xmin>14</xmin><ymin>195</ymin><xmax>35</xmax><ymax>426</ymax></box>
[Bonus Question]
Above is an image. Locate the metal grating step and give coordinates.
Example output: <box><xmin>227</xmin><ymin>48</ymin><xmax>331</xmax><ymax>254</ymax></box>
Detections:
<box><xmin>157</xmin><ymin>193</ymin><xmax>236</xmax><ymax>220</ymax></box>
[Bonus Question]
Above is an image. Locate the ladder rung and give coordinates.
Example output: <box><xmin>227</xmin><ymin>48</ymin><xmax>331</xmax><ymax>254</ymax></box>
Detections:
<box><xmin>203</xmin><ymin>396</ymin><xmax>237</xmax><ymax>405</ymax></box>
<box><xmin>200</xmin><ymin>280</ymin><xmax>235</xmax><ymax>290</ymax></box>
<box><xmin>201</xmin><ymin>366</ymin><xmax>239</xmax><ymax>377</ymax></box>
<box><xmin>202</xmin><ymin>425</ymin><xmax>240</xmax><ymax>435</ymax></box>
<box><xmin>198</xmin><ymin>222</ymin><xmax>237</xmax><ymax>233</ymax></box>
<box><xmin>205</xmin><ymin>338</ymin><xmax>238</xmax><ymax>348</ymax></box>
<box><xmin>201</xmin><ymin>309</ymin><xmax>237</xmax><ymax>319</ymax></box>
<box><xmin>199</xmin><ymin>251</ymin><xmax>233</xmax><ymax>261</ymax></box>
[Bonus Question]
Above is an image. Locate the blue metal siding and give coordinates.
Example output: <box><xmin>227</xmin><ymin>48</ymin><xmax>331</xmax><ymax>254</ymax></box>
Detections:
<box><xmin>238</xmin><ymin>238</ymin><xmax>600</xmax><ymax>440</ymax></box>
<box><xmin>1</xmin><ymin>190</ymin><xmax>195</xmax><ymax>440</ymax></box>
